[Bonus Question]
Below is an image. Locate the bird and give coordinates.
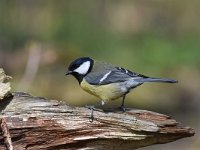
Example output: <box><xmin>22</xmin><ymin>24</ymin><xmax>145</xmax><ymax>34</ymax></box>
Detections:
<box><xmin>65</xmin><ymin>57</ymin><xmax>177</xmax><ymax>121</ymax></box>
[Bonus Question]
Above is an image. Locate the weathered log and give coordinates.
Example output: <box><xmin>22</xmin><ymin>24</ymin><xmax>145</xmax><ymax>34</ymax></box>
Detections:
<box><xmin>0</xmin><ymin>92</ymin><xmax>194</xmax><ymax>150</ymax></box>
<box><xmin>0</xmin><ymin>68</ymin><xmax>12</xmax><ymax>100</ymax></box>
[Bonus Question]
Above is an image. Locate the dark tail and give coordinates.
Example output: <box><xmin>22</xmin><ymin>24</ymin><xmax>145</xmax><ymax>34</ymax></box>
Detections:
<box><xmin>135</xmin><ymin>77</ymin><xmax>178</xmax><ymax>83</ymax></box>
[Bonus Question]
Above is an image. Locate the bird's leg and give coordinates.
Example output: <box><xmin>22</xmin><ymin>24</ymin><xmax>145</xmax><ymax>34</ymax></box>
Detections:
<box><xmin>85</xmin><ymin>101</ymin><xmax>106</xmax><ymax>122</ymax></box>
<box><xmin>119</xmin><ymin>95</ymin><xmax>126</xmax><ymax>112</ymax></box>
<box><xmin>87</xmin><ymin>105</ymin><xmax>94</xmax><ymax>122</ymax></box>
<box><xmin>85</xmin><ymin>105</ymin><xmax>98</xmax><ymax>122</ymax></box>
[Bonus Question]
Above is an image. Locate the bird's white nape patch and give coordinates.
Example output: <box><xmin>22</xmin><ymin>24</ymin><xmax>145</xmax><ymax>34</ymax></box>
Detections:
<box><xmin>74</xmin><ymin>61</ymin><xmax>91</xmax><ymax>75</ymax></box>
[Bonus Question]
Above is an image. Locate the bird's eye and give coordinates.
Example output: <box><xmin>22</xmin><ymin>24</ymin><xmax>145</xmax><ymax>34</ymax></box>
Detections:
<box><xmin>73</xmin><ymin>63</ymin><xmax>80</xmax><ymax>68</ymax></box>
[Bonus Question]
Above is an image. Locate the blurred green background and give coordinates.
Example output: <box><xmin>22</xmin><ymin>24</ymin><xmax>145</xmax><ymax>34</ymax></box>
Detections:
<box><xmin>0</xmin><ymin>0</ymin><xmax>199</xmax><ymax>149</ymax></box>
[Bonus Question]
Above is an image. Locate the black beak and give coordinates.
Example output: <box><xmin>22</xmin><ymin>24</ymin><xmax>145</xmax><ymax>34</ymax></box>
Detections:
<box><xmin>65</xmin><ymin>70</ymin><xmax>72</xmax><ymax>75</ymax></box>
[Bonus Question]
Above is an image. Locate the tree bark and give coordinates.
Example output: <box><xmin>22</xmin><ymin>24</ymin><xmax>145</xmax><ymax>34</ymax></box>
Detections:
<box><xmin>0</xmin><ymin>92</ymin><xmax>194</xmax><ymax>150</ymax></box>
<box><xmin>0</xmin><ymin>68</ymin><xmax>12</xmax><ymax>100</ymax></box>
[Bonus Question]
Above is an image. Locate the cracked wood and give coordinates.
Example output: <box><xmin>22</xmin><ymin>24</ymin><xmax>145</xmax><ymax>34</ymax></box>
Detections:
<box><xmin>0</xmin><ymin>92</ymin><xmax>195</xmax><ymax>150</ymax></box>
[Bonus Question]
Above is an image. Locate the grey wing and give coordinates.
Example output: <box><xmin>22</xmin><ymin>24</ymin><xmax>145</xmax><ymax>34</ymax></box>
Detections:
<box><xmin>85</xmin><ymin>62</ymin><xmax>148</xmax><ymax>85</ymax></box>
<box><xmin>98</xmin><ymin>67</ymin><xmax>149</xmax><ymax>85</ymax></box>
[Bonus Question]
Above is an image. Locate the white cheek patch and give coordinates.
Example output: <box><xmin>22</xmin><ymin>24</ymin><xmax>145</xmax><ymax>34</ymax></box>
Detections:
<box><xmin>74</xmin><ymin>61</ymin><xmax>90</xmax><ymax>75</ymax></box>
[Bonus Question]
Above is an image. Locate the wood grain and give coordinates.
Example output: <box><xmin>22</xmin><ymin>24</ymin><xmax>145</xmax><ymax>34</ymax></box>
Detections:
<box><xmin>0</xmin><ymin>92</ymin><xmax>194</xmax><ymax>150</ymax></box>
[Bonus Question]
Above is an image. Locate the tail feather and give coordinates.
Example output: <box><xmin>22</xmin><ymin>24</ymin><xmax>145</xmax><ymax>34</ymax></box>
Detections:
<box><xmin>135</xmin><ymin>77</ymin><xmax>178</xmax><ymax>83</ymax></box>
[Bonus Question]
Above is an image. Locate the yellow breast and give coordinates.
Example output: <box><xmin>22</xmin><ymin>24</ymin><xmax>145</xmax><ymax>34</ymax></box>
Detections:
<box><xmin>80</xmin><ymin>79</ymin><xmax>125</xmax><ymax>101</ymax></box>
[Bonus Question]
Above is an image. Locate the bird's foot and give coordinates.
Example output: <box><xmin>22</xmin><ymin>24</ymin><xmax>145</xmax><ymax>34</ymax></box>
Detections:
<box><xmin>118</xmin><ymin>106</ymin><xmax>126</xmax><ymax>112</ymax></box>
<box><xmin>85</xmin><ymin>105</ymin><xmax>95</xmax><ymax>122</ymax></box>
<box><xmin>85</xmin><ymin>105</ymin><xmax>103</xmax><ymax>122</ymax></box>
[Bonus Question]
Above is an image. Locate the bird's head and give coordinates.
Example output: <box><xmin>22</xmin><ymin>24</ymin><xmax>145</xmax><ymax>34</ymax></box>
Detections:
<box><xmin>65</xmin><ymin>57</ymin><xmax>94</xmax><ymax>83</ymax></box>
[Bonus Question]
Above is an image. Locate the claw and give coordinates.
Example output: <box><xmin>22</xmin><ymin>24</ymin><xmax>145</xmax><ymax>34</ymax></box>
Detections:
<box><xmin>118</xmin><ymin>106</ymin><xmax>126</xmax><ymax>112</ymax></box>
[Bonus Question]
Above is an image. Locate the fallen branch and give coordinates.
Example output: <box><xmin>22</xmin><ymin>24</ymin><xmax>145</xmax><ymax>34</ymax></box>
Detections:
<box><xmin>0</xmin><ymin>92</ymin><xmax>194</xmax><ymax>150</ymax></box>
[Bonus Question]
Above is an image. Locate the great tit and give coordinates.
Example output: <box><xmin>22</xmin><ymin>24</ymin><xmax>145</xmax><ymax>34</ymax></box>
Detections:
<box><xmin>65</xmin><ymin>57</ymin><xmax>177</xmax><ymax>120</ymax></box>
